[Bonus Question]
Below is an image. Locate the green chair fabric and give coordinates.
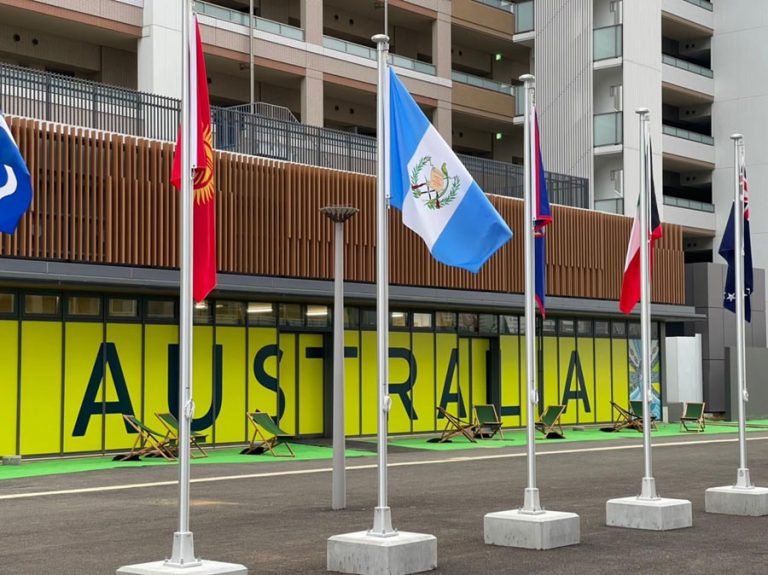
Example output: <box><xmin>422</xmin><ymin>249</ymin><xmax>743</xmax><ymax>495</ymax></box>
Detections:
<box><xmin>155</xmin><ymin>412</ymin><xmax>208</xmax><ymax>458</ymax></box>
<box><xmin>243</xmin><ymin>411</ymin><xmax>295</xmax><ymax>457</ymax></box>
<box><xmin>473</xmin><ymin>404</ymin><xmax>503</xmax><ymax>439</ymax></box>
<box><xmin>680</xmin><ymin>402</ymin><xmax>706</xmax><ymax>432</ymax></box>
<box><xmin>535</xmin><ymin>405</ymin><xmax>566</xmax><ymax>438</ymax></box>
<box><xmin>115</xmin><ymin>414</ymin><xmax>176</xmax><ymax>461</ymax></box>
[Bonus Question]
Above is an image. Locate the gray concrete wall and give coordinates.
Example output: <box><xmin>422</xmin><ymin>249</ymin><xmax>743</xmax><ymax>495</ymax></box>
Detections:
<box><xmin>726</xmin><ymin>347</ymin><xmax>768</xmax><ymax>420</ymax></box>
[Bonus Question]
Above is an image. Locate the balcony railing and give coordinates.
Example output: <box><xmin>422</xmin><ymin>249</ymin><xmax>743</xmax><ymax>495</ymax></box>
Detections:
<box><xmin>594</xmin><ymin>25</ymin><xmax>622</xmax><ymax>61</ymax></box>
<box><xmin>515</xmin><ymin>1</ymin><xmax>534</xmax><ymax>33</ymax></box>
<box><xmin>323</xmin><ymin>36</ymin><xmax>437</xmax><ymax>76</ymax></box>
<box><xmin>683</xmin><ymin>0</ymin><xmax>713</xmax><ymax>11</ymax></box>
<box><xmin>0</xmin><ymin>63</ymin><xmax>588</xmax><ymax>207</ymax></box>
<box><xmin>595</xmin><ymin>198</ymin><xmax>624</xmax><ymax>214</ymax></box>
<box><xmin>662</xmin><ymin>54</ymin><xmax>713</xmax><ymax>78</ymax></box>
<box><xmin>195</xmin><ymin>1</ymin><xmax>305</xmax><ymax>42</ymax></box>
<box><xmin>514</xmin><ymin>84</ymin><xmax>525</xmax><ymax>116</ymax></box>
<box><xmin>452</xmin><ymin>71</ymin><xmax>516</xmax><ymax>96</ymax></box>
<box><xmin>663</xmin><ymin>195</ymin><xmax>715</xmax><ymax>213</ymax></box>
<box><xmin>663</xmin><ymin>124</ymin><xmax>714</xmax><ymax>145</ymax></box>
<box><xmin>594</xmin><ymin>112</ymin><xmax>623</xmax><ymax>146</ymax></box>
<box><xmin>473</xmin><ymin>0</ymin><xmax>515</xmax><ymax>12</ymax></box>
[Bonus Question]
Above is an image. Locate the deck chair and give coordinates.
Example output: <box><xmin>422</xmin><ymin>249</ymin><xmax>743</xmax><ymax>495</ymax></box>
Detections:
<box><xmin>535</xmin><ymin>405</ymin><xmax>566</xmax><ymax>438</ymax></box>
<box><xmin>155</xmin><ymin>412</ymin><xmax>208</xmax><ymax>458</ymax></box>
<box><xmin>242</xmin><ymin>411</ymin><xmax>295</xmax><ymax>457</ymax></box>
<box><xmin>114</xmin><ymin>414</ymin><xmax>175</xmax><ymax>461</ymax></box>
<box><xmin>630</xmin><ymin>400</ymin><xmax>658</xmax><ymax>431</ymax></box>
<box><xmin>433</xmin><ymin>406</ymin><xmax>477</xmax><ymax>443</ymax></box>
<box><xmin>609</xmin><ymin>401</ymin><xmax>643</xmax><ymax>432</ymax></box>
<box><xmin>473</xmin><ymin>404</ymin><xmax>503</xmax><ymax>439</ymax></box>
<box><xmin>680</xmin><ymin>401</ymin><xmax>706</xmax><ymax>432</ymax></box>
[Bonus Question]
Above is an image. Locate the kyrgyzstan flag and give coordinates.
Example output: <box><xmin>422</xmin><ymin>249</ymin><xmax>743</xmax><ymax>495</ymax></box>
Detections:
<box><xmin>171</xmin><ymin>15</ymin><xmax>216</xmax><ymax>303</ymax></box>
<box><xmin>533</xmin><ymin>108</ymin><xmax>552</xmax><ymax>317</ymax></box>
<box><xmin>619</xmin><ymin>144</ymin><xmax>662</xmax><ymax>315</ymax></box>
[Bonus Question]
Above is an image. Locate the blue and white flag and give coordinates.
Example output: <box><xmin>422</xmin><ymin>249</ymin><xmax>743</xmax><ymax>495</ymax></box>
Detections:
<box><xmin>0</xmin><ymin>114</ymin><xmax>32</xmax><ymax>234</ymax></box>
<box><xmin>719</xmin><ymin>165</ymin><xmax>753</xmax><ymax>322</ymax></box>
<box><xmin>389</xmin><ymin>69</ymin><xmax>512</xmax><ymax>272</ymax></box>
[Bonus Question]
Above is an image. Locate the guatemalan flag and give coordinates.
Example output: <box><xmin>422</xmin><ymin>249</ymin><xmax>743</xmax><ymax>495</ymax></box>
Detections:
<box><xmin>389</xmin><ymin>69</ymin><xmax>512</xmax><ymax>272</ymax></box>
<box><xmin>0</xmin><ymin>114</ymin><xmax>32</xmax><ymax>234</ymax></box>
<box><xmin>719</xmin><ymin>164</ymin><xmax>753</xmax><ymax>322</ymax></box>
<box><xmin>533</xmin><ymin>108</ymin><xmax>552</xmax><ymax>316</ymax></box>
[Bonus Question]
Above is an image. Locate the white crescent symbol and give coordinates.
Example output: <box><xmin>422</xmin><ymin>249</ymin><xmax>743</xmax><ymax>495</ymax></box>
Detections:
<box><xmin>0</xmin><ymin>165</ymin><xmax>17</xmax><ymax>201</ymax></box>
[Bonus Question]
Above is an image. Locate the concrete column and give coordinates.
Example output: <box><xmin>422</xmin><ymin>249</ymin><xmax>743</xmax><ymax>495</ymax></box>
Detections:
<box><xmin>433</xmin><ymin>102</ymin><xmax>452</xmax><ymax>145</ymax></box>
<box><xmin>301</xmin><ymin>0</ymin><xmax>324</xmax><ymax>45</ymax></box>
<box><xmin>301</xmin><ymin>69</ymin><xmax>324</xmax><ymax>126</ymax></box>
<box><xmin>138</xmin><ymin>0</ymin><xmax>183</xmax><ymax>98</ymax></box>
<box><xmin>432</xmin><ymin>11</ymin><xmax>451</xmax><ymax>80</ymax></box>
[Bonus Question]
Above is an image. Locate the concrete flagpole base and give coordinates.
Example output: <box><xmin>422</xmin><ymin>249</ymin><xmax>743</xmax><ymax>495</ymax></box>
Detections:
<box><xmin>327</xmin><ymin>531</ymin><xmax>437</xmax><ymax>575</ymax></box>
<box><xmin>606</xmin><ymin>497</ymin><xmax>692</xmax><ymax>530</ymax></box>
<box><xmin>705</xmin><ymin>485</ymin><xmax>768</xmax><ymax>516</ymax></box>
<box><xmin>117</xmin><ymin>562</ymin><xmax>247</xmax><ymax>575</ymax></box>
<box><xmin>483</xmin><ymin>509</ymin><xmax>580</xmax><ymax>550</ymax></box>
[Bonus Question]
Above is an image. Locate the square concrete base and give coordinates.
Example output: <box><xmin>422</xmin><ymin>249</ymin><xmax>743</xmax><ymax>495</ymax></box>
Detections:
<box><xmin>327</xmin><ymin>531</ymin><xmax>437</xmax><ymax>575</ymax></box>
<box><xmin>705</xmin><ymin>485</ymin><xmax>768</xmax><ymax>516</ymax></box>
<box><xmin>606</xmin><ymin>497</ymin><xmax>692</xmax><ymax>530</ymax></box>
<box><xmin>116</xmin><ymin>560</ymin><xmax>247</xmax><ymax>574</ymax></box>
<box><xmin>483</xmin><ymin>510</ymin><xmax>580</xmax><ymax>550</ymax></box>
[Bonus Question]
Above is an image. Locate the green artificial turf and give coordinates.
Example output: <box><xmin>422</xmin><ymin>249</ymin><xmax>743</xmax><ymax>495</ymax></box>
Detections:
<box><xmin>0</xmin><ymin>443</ymin><xmax>374</xmax><ymax>481</ymax></box>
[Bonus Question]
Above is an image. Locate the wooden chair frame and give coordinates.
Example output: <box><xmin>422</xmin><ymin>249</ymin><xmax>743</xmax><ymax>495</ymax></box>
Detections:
<box><xmin>473</xmin><ymin>404</ymin><xmax>504</xmax><ymax>439</ymax></box>
<box><xmin>155</xmin><ymin>412</ymin><xmax>208</xmax><ymax>458</ymax></box>
<box><xmin>680</xmin><ymin>401</ymin><xmax>706</xmax><ymax>432</ymax></box>
<box><xmin>630</xmin><ymin>400</ymin><xmax>658</xmax><ymax>431</ymax></box>
<box><xmin>610</xmin><ymin>401</ymin><xmax>643</xmax><ymax>432</ymax></box>
<box><xmin>243</xmin><ymin>411</ymin><xmax>295</xmax><ymax>457</ymax></box>
<box><xmin>115</xmin><ymin>414</ymin><xmax>176</xmax><ymax>461</ymax></box>
<box><xmin>535</xmin><ymin>405</ymin><xmax>566</xmax><ymax>438</ymax></box>
<box><xmin>435</xmin><ymin>406</ymin><xmax>477</xmax><ymax>443</ymax></box>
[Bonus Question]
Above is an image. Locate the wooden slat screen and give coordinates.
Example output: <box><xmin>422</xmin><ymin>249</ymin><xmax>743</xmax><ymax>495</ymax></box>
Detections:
<box><xmin>0</xmin><ymin>117</ymin><xmax>685</xmax><ymax>305</ymax></box>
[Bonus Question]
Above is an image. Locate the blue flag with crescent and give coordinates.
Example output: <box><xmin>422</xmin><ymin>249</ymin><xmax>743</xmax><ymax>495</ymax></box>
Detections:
<box><xmin>0</xmin><ymin>114</ymin><xmax>32</xmax><ymax>234</ymax></box>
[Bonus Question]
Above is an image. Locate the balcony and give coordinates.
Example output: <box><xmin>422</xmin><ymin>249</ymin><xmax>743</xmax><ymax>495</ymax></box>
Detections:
<box><xmin>0</xmin><ymin>63</ymin><xmax>589</xmax><ymax>208</ymax></box>
<box><xmin>594</xmin><ymin>25</ymin><xmax>622</xmax><ymax>64</ymax></box>
<box><xmin>662</xmin><ymin>124</ymin><xmax>713</xmax><ymax>145</ymax></box>
<box><xmin>595</xmin><ymin>198</ymin><xmax>624</xmax><ymax>214</ymax></box>
<box><xmin>473</xmin><ymin>0</ymin><xmax>515</xmax><ymax>12</ymax></box>
<box><xmin>662</xmin><ymin>54</ymin><xmax>714</xmax><ymax>99</ymax></box>
<box><xmin>662</xmin><ymin>0</ymin><xmax>713</xmax><ymax>31</ymax></box>
<box><xmin>662</xmin><ymin>194</ymin><xmax>716</xmax><ymax>232</ymax></box>
<box><xmin>323</xmin><ymin>37</ymin><xmax>436</xmax><ymax>76</ymax></box>
<box><xmin>195</xmin><ymin>1</ymin><xmax>305</xmax><ymax>42</ymax></box>
<box><xmin>452</xmin><ymin>71</ymin><xmax>515</xmax><ymax>96</ymax></box>
<box><xmin>663</xmin><ymin>195</ymin><xmax>714</xmax><ymax>212</ymax></box>
<box><xmin>594</xmin><ymin>112</ymin><xmax>623</xmax><ymax>149</ymax></box>
<box><xmin>662</xmin><ymin>124</ymin><xmax>715</xmax><ymax>166</ymax></box>
<box><xmin>514</xmin><ymin>1</ymin><xmax>534</xmax><ymax>34</ymax></box>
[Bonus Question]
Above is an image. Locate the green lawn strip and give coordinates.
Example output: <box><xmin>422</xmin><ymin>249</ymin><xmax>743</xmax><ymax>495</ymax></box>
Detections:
<box><xmin>0</xmin><ymin>443</ymin><xmax>374</xmax><ymax>481</ymax></box>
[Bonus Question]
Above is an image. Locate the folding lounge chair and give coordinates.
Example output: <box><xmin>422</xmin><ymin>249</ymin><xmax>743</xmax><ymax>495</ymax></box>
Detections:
<box><xmin>473</xmin><ymin>404</ymin><xmax>504</xmax><ymax>439</ymax></box>
<box><xmin>680</xmin><ymin>401</ymin><xmax>706</xmax><ymax>432</ymax></box>
<box><xmin>114</xmin><ymin>414</ymin><xmax>176</xmax><ymax>461</ymax></box>
<box><xmin>242</xmin><ymin>411</ymin><xmax>295</xmax><ymax>457</ymax></box>
<box><xmin>434</xmin><ymin>406</ymin><xmax>477</xmax><ymax>443</ymax></box>
<box><xmin>155</xmin><ymin>412</ymin><xmax>208</xmax><ymax>458</ymax></box>
<box><xmin>610</xmin><ymin>401</ymin><xmax>643</xmax><ymax>432</ymax></box>
<box><xmin>535</xmin><ymin>405</ymin><xmax>566</xmax><ymax>438</ymax></box>
<box><xmin>630</xmin><ymin>400</ymin><xmax>658</xmax><ymax>431</ymax></box>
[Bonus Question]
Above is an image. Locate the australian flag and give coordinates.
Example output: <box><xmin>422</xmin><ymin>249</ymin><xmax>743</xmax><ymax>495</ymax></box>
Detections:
<box><xmin>533</xmin><ymin>108</ymin><xmax>552</xmax><ymax>316</ymax></box>
<box><xmin>719</xmin><ymin>165</ymin><xmax>753</xmax><ymax>322</ymax></box>
<box><xmin>0</xmin><ymin>114</ymin><xmax>32</xmax><ymax>234</ymax></box>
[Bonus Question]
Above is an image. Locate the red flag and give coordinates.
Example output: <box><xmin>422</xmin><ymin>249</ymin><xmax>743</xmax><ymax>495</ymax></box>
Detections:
<box><xmin>171</xmin><ymin>15</ymin><xmax>216</xmax><ymax>303</ymax></box>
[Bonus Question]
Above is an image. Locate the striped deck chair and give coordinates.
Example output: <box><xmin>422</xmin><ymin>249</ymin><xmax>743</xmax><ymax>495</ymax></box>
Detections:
<box><xmin>535</xmin><ymin>405</ymin><xmax>566</xmax><ymax>438</ymax></box>
<box><xmin>242</xmin><ymin>411</ymin><xmax>295</xmax><ymax>457</ymax></box>
<box><xmin>114</xmin><ymin>414</ymin><xmax>176</xmax><ymax>461</ymax></box>
<box><xmin>473</xmin><ymin>404</ymin><xmax>503</xmax><ymax>439</ymax></box>
<box><xmin>155</xmin><ymin>412</ymin><xmax>208</xmax><ymax>458</ymax></box>
<box><xmin>630</xmin><ymin>400</ymin><xmax>658</xmax><ymax>431</ymax></box>
<box><xmin>680</xmin><ymin>402</ymin><xmax>706</xmax><ymax>432</ymax></box>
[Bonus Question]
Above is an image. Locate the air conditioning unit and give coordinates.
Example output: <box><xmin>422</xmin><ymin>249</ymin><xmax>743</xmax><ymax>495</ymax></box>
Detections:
<box><xmin>610</xmin><ymin>168</ymin><xmax>624</xmax><ymax>197</ymax></box>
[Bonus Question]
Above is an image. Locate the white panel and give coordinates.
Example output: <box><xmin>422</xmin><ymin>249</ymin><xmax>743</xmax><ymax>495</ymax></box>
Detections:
<box><xmin>665</xmin><ymin>335</ymin><xmax>703</xmax><ymax>403</ymax></box>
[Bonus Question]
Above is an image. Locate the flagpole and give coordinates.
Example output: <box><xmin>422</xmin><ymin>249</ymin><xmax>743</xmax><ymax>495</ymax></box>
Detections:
<box><xmin>371</xmin><ymin>32</ymin><xmax>395</xmax><ymax>536</ymax></box>
<box><xmin>520</xmin><ymin>73</ymin><xmax>541</xmax><ymax>513</ymax></box>
<box><xmin>636</xmin><ymin>108</ymin><xmax>657</xmax><ymax>500</ymax></box>
<box><xmin>731</xmin><ymin>134</ymin><xmax>751</xmax><ymax>489</ymax></box>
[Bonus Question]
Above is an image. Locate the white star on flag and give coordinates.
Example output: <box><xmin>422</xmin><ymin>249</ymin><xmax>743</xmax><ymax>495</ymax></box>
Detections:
<box><xmin>725</xmin><ymin>292</ymin><xmax>736</xmax><ymax>302</ymax></box>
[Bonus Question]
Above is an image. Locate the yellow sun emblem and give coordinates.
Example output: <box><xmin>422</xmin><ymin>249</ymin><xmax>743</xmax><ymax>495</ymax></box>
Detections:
<box><xmin>193</xmin><ymin>124</ymin><xmax>215</xmax><ymax>205</ymax></box>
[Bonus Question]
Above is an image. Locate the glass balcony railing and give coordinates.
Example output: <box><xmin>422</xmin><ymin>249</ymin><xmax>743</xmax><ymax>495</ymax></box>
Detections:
<box><xmin>683</xmin><ymin>0</ymin><xmax>713</xmax><ymax>11</ymax></box>
<box><xmin>663</xmin><ymin>124</ymin><xmax>714</xmax><ymax>145</ymax></box>
<box><xmin>514</xmin><ymin>85</ymin><xmax>525</xmax><ymax>115</ymax></box>
<box><xmin>515</xmin><ymin>1</ymin><xmax>534</xmax><ymax>33</ymax></box>
<box><xmin>595</xmin><ymin>198</ymin><xmax>624</xmax><ymax>214</ymax></box>
<box><xmin>195</xmin><ymin>1</ymin><xmax>305</xmax><ymax>41</ymax></box>
<box><xmin>594</xmin><ymin>25</ymin><xmax>622</xmax><ymax>61</ymax></box>
<box><xmin>594</xmin><ymin>112</ymin><xmax>623</xmax><ymax>146</ymax></box>
<box><xmin>473</xmin><ymin>0</ymin><xmax>515</xmax><ymax>12</ymax></box>
<box><xmin>323</xmin><ymin>37</ymin><xmax>436</xmax><ymax>75</ymax></box>
<box><xmin>452</xmin><ymin>71</ymin><xmax>515</xmax><ymax>95</ymax></box>
<box><xmin>662</xmin><ymin>54</ymin><xmax>713</xmax><ymax>78</ymax></box>
<box><xmin>663</xmin><ymin>195</ymin><xmax>715</xmax><ymax>213</ymax></box>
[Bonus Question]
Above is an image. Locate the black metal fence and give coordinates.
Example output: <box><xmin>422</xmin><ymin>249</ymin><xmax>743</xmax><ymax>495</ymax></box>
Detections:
<box><xmin>0</xmin><ymin>63</ymin><xmax>588</xmax><ymax>207</ymax></box>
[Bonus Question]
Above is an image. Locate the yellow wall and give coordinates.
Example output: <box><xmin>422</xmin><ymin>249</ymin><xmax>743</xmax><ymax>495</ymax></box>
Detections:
<box><xmin>0</xmin><ymin>321</ymin><xmax>18</xmax><ymax>455</ymax></box>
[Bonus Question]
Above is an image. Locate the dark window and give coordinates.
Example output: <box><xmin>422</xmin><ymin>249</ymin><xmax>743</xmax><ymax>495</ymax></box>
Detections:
<box><xmin>0</xmin><ymin>293</ymin><xmax>15</xmax><ymax>315</ymax></box>
<box><xmin>279</xmin><ymin>303</ymin><xmax>303</xmax><ymax>328</ymax></box>
<box><xmin>458</xmin><ymin>313</ymin><xmax>478</xmax><ymax>334</ymax></box>
<box><xmin>500</xmin><ymin>315</ymin><xmax>518</xmax><ymax>335</ymax></box>
<box><xmin>145</xmin><ymin>300</ymin><xmax>176</xmax><ymax>321</ymax></box>
<box><xmin>108</xmin><ymin>298</ymin><xmax>138</xmax><ymax>320</ymax></box>
<box><xmin>24</xmin><ymin>294</ymin><xmax>60</xmax><ymax>316</ymax></box>
<box><xmin>436</xmin><ymin>311</ymin><xmax>456</xmax><ymax>331</ymax></box>
<box><xmin>216</xmin><ymin>301</ymin><xmax>245</xmax><ymax>325</ymax></box>
<box><xmin>344</xmin><ymin>307</ymin><xmax>359</xmax><ymax>329</ymax></box>
<box><xmin>361</xmin><ymin>309</ymin><xmax>377</xmax><ymax>330</ymax></box>
<box><xmin>67</xmin><ymin>296</ymin><xmax>101</xmax><ymax>318</ymax></box>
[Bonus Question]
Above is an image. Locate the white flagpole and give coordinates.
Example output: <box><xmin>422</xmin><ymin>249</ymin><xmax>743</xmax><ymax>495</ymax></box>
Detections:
<box><xmin>371</xmin><ymin>32</ymin><xmax>394</xmax><ymax>536</ymax></box>
<box><xmin>731</xmin><ymin>134</ymin><xmax>751</xmax><ymax>489</ymax></box>
<box><xmin>519</xmin><ymin>73</ymin><xmax>541</xmax><ymax>513</ymax></box>
<box><xmin>636</xmin><ymin>108</ymin><xmax>657</xmax><ymax>500</ymax></box>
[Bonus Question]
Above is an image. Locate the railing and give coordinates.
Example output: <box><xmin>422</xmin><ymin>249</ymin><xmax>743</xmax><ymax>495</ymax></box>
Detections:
<box><xmin>452</xmin><ymin>71</ymin><xmax>516</xmax><ymax>96</ymax></box>
<box><xmin>662</xmin><ymin>54</ymin><xmax>713</xmax><ymax>78</ymax></box>
<box><xmin>515</xmin><ymin>1</ymin><xmax>534</xmax><ymax>33</ymax></box>
<box><xmin>594</xmin><ymin>25</ymin><xmax>623</xmax><ymax>61</ymax></box>
<box><xmin>663</xmin><ymin>195</ymin><xmax>715</xmax><ymax>213</ymax></box>
<box><xmin>0</xmin><ymin>63</ymin><xmax>588</xmax><ymax>207</ymax></box>
<box><xmin>594</xmin><ymin>112</ymin><xmax>623</xmax><ymax>146</ymax></box>
<box><xmin>195</xmin><ymin>1</ymin><xmax>305</xmax><ymax>42</ymax></box>
<box><xmin>226</xmin><ymin>102</ymin><xmax>299</xmax><ymax>123</ymax></box>
<box><xmin>473</xmin><ymin>0</ymin><xmax>515</xmax><ymax>12</ymax></box>
<box><xmin>323</xmin><ymin>36</ymin><xmax>437</xmax><ymax>76</ymax></box>
<box><xmin>663</xmin><ymin>124</ymin><xmax>714</xmax><ymax>145</ymax></box>
<box><xmin>683</xmin><ymin>0</ymin><xmax>713</xmax><ymax>11</ymax></box>
<box><xmin>595</xmin><ymin>198</ymin><xmax>624</xmax><ymax>214</ymax></box>
<box><xmin>513</xmin><ymin>85</ymin><xmax>526</xmax><ymax>116</ymax></box>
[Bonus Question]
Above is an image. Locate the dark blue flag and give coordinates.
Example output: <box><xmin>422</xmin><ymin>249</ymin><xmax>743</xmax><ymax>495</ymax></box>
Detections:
<box><xmin>533</xmin><ymin>109</ymin><xmax>552</xmax><ymax>316</ymax></box>
<box><xmin>718</xmin><ymin>168</ymin><xmax>752</xmax><ymax>322</ymax></box>
<box><xmin>0</xmin><ymin>114</ymin><xmax>33</xmax><ymax>234</ymax></box>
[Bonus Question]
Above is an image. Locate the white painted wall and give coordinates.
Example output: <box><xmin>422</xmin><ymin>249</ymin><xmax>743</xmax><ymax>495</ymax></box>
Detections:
<box><xmin>665</xmin><ymin>335</ymin><xmax>703</xmax><ymax>403</ymax></box>
<box><xmin>138</xmin><ymin>0</ymin><xmax>183</xmax><ymax>98</ymax></box>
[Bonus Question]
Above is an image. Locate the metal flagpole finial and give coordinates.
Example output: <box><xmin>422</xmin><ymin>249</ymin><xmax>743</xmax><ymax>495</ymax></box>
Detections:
<box><xmin>372</xmin><ymin>33</ymin><xmax>390</xmax><ymax>46</ymax></box>
<box><xmin>636</xmin><ymin>107</ymin><xmax>649</xmax><ymax>116</ymax></box>
<box><xmin>731</xmin><ymin>133</ymin><xmax>744</xmax><ymax>142</ymax></box>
